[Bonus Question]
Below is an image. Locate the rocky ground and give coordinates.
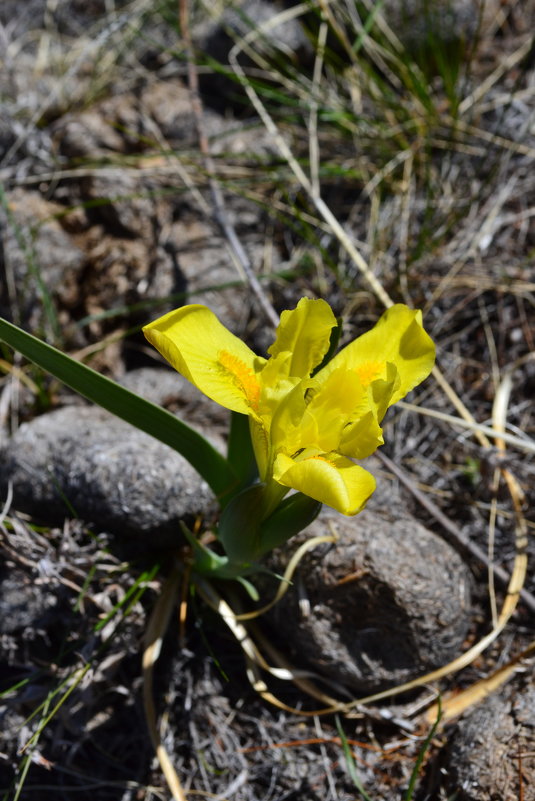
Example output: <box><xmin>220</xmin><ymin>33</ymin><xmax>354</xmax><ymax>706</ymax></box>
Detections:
<box><xmin>0</xmin><ymin>0</ymin><xmax>534</xmax><ymax>799</ymax></box>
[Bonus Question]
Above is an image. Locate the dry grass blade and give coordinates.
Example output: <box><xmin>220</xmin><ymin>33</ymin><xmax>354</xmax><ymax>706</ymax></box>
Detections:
<box><xmin>424</xmin><ymin>639</ymin><xmax>535</xmax><ymax>725</ymax></box>
<box><xmin>225</xmin><ymin>532</ymin><xmax>338</xmax><ymax>622</ymax></box>
<box><xmin>196</xmin><ymin>578</ymin><xmax>351</xmax><ymax>716</ymax></box>
<box><xmin>143</xmin><ymin>564</ymin><xmax>187</xmax><ymax>801</ymax></box>
<box><xmin>396</xmin><ymin>401</ymin><xmax>535</xmax><ymax>456</ymax></box>
<box><xmin>458</xmin><ymin>36</ymin><xmax>534</xmax><ymax>115</ymax></box>
<box><xmin>227</xmin><ymin>4</ymin><xmax>394</xmax><ymax>310</ymax></box>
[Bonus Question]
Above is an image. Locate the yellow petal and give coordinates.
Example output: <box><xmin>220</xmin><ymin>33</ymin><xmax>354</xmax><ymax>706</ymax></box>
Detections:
<box><xmin>143</xmin><ymin>305</ymin><xmax>265</xmax><ymax>415</ymax></box>
<box><xmin>269</xmin><ymin>377</ymin><xmax>316</xmax><ymax>456</ymax></box>
<box><xmin>367</xmin><ymin>361</ymin><xmax>400</xmax><ymax>422</ymax></box>
<box><xmin>296</xmin><ymin>368</ymin><xmax>368</xmax><ymax>453</ymax></box>
<box><xmin>321</xmin><ymin>305</ymin><xmax>435</xmax><ymax>407</ymax></box>
<box><xmin>339</xmin><ymin>410</ymin><xmax>384</xmax><ymax>459</ymax></box>
<box><xmin>273</xmin><ymin>452</ymin><xmax>376</xmax><ymax>515</ymax></box>
<box><xmin>268</xmin><ymin>297</ymin><xmax>337</xmax><ymax>379</ymax></box>
<box><xmin>249</xmin><ymin>417</ymin><xmax>270</xmax><ymax>480</ymax></box>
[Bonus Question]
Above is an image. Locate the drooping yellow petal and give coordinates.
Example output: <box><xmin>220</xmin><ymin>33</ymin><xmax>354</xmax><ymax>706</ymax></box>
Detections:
<box><xmin>320</xmin><ymin>304</ymin><xmax>435</xmax><ymax>407</ymax></box>
<box><xmin>268</xmin><ymin>297</ymin><xmax>337</xmax><ymax>379</ymax></box>
<box><xmin>273</xmin><ymin>452</ymin><xmax>376</xmax><ymax>515</ymax></box>
<box><xmin>143</xmin><ymin>305</ymin><xmax>265</xmax><ymax>415</ymax></box>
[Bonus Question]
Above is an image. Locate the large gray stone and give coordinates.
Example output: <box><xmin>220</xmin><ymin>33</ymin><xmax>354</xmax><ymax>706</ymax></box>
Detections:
<box><xmin>265</xmin><ymin>501</ymin><xmax>472</xmax><ymax>693</ymax></box>
<box><xmin>0</xmin><ymin>404</ymin><xmax>220</xmax><ymax>543</ymax></box>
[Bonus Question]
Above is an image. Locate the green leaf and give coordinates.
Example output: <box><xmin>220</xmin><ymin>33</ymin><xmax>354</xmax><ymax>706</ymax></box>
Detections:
<box><xmin>219</xmin><ymin>486</ymin><xmax>321</xmax><ymax>564</ymax></box>
<box><xmin>403</xmin><ymin>697</ymin><xmax>442</xmax><ymax>801</ymax></box>
<box><xmin>180</xmin><ymin>523</ymin><xmax>231</xmax><ymax>575</ymax></box>
<box><xmin>227</xmin><ymin>411</ymin><xmax>259</xmax><ymax>488</ymax></box>
<box><xmin>181</xmin><ymin>523</ymin><xmax>261</xmax><ymax>589</ymax></box>
<box><xmin>258</xmin><ymin>493</ymin><xmax>321</xmax><ymax>556</ymax></box>
<box><xmin>0</xmin><ymin>317</ymin><xmax>238</xmax><ymax>506</ymax></box>
<box><xmin>334</xmin><ymin>715</ymin><xmax>374</xmax><ymax>801</ymax></box>
<box><xmin>217</xmin><ymin>483</ymin><xmax>264</xmax><ymax>563</ymax></box>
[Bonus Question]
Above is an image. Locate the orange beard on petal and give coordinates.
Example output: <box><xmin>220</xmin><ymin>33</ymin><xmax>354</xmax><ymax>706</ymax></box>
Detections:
<box><xmin>218</xmin><ymin>350</ymin><xmax>261</xmax><ymax>411</ymax></box>
<box><xmin>354</xmin><ymin>360</ymin><xmax>385</xmax><ymax>387</ymax></box>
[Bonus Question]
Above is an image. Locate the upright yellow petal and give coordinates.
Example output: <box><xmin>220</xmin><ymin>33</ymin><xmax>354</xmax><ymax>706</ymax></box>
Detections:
<box><xmin>320</xmin><ymin>305</ymin><xmax>435</xmax><ymax>407</ymax></box>
<box><xmin>273</xmin><ymin>452</ymin><xmax>376</xmax><ymax>515</ymax></box>
<box><xmin>339</xmin><ymin>410</ymin><xmax>384</xmax><ymax>459</ymax></box>
<box><xmin>295</xmin><ymin>368</ymin><xmax>368</xmax><ymax>453</ymax></box>
<box><xmin>268</xmin><ymin>297</ymin><xmax>337</xmax><ymax>379</ymax></box>
<box><xmin>268</xmin><ymin>378</ymin><xmax>315</xmax><ymax>457</ymax></box>
<box><xmin>368</xmin><ymin>361</ymin><xmax>400</xmax><ymax>422</ymax></box>
<box><xmin>143</xmin><ymin>305</ymin><xmax>265</xmax><ymax>415</ymax></box>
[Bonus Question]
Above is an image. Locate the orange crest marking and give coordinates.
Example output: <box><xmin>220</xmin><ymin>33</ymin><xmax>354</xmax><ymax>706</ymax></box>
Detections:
<box><xmin>307</xmin><ymin>454</ymin><xmax>335</xmax><ymax>467</ymax></box>
<box><xmin>218</xmin><ymin>350</ymin><xmax>261</xmax><ymax>410</ymax></box>
<box><xmin>355</xmin><ymin>360</ymin><xmax>385</xmax><ymax>387</ymax></box>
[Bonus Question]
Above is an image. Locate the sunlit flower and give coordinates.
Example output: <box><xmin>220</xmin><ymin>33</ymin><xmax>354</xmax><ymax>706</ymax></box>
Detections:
<box><xmin>143</xmin><ymin>299</ymin><xmax>435</xmax><ymax>516</ymax></box>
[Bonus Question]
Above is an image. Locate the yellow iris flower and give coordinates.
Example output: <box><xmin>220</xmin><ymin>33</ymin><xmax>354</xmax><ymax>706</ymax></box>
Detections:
<box><xmin>143</xmin><ymin>299</ymin><xmax>435</xmax><ymax>517</ymax></box>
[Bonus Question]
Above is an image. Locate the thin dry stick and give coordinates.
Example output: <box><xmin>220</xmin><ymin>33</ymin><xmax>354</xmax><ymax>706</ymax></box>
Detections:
<box><xmin>485</xmin><ymin>345</ymin><xmax>510</xmax><ymax>627</ymax></box>
<box><xmin>178</xmin><ymin>0</ymin><xmax>279</xmax><ymax>329</ymax></box>
<box><xmin>396</xmin><ymin>401</ymin><xmax>535</xmax><ymax>456</ymax></box>
<box><xmin>309</xmin><ymin>17</ymin><xmax>328</xmax><ymax>197</ymax></box>
<box><xmin>0</xmin><ymin>481</ymin><xmax>13</xmax><ymax>526</ymax></box>
<box><xmin>458</xmin><ymin>36</ymin><xmax>533</xmax><ymax>115</ymax></box>
<box><xmin>397</xmin><ymin>152</ymin><xmax>414</xmax><ymax>304</ymax></box>
<box><xmin>487</xmin><ymin>464</ymin><xmax>501</xmax><ymax>628</ymax></box>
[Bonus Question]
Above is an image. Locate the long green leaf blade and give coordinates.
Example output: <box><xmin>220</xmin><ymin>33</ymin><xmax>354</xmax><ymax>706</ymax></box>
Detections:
<box><xmin>0</xmin><ymin>317</ymin><xmax>238</xmax><ymax>505</ymax></box>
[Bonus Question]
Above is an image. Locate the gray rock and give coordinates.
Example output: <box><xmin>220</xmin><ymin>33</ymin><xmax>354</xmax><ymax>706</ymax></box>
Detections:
<box><xmin>265</xmin><ymin>502</ymin><xmax>472</xmax><ymax>693</ymax></box>
<box><xmin>196</xmin><ymin>0</ymin><xmax>311</xmax><ymax>111</ymax></box>
<box><xmin>0</xmin><ymin>405</ymin><xmax>219</xmax><ymax>543</ymax></box>
<box><xmin>0</xmin><ymin>190</ymin><xmax>85</xmax><ymax>333</ymax></box>
<box><xmin>446</xmin><ymin>686</ymin><xmax>535</xmax><ymax>800</ymax></box>
<box><xmin>379</xmin><ymin>0</ymin><xmax>500</xmax><ymax>49</ymax></box>
<box><xmin>81</xmin><ymin>171</ymin><xmax>162</xmax><ymax>241</ymax></box>
<box><xmin>54</xmin><ymin>109</ymin><xmax>126</xmax><ymax>160</ymax></box>
<box><xmin>167</xmin><ymin>212</ymin><xmax>254</xmax><ymax>335</ymax></box>
<box><xmin>0</xmin><ymin>569</ymin><xmax>57</xmax><ymax>635</ymax></box>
